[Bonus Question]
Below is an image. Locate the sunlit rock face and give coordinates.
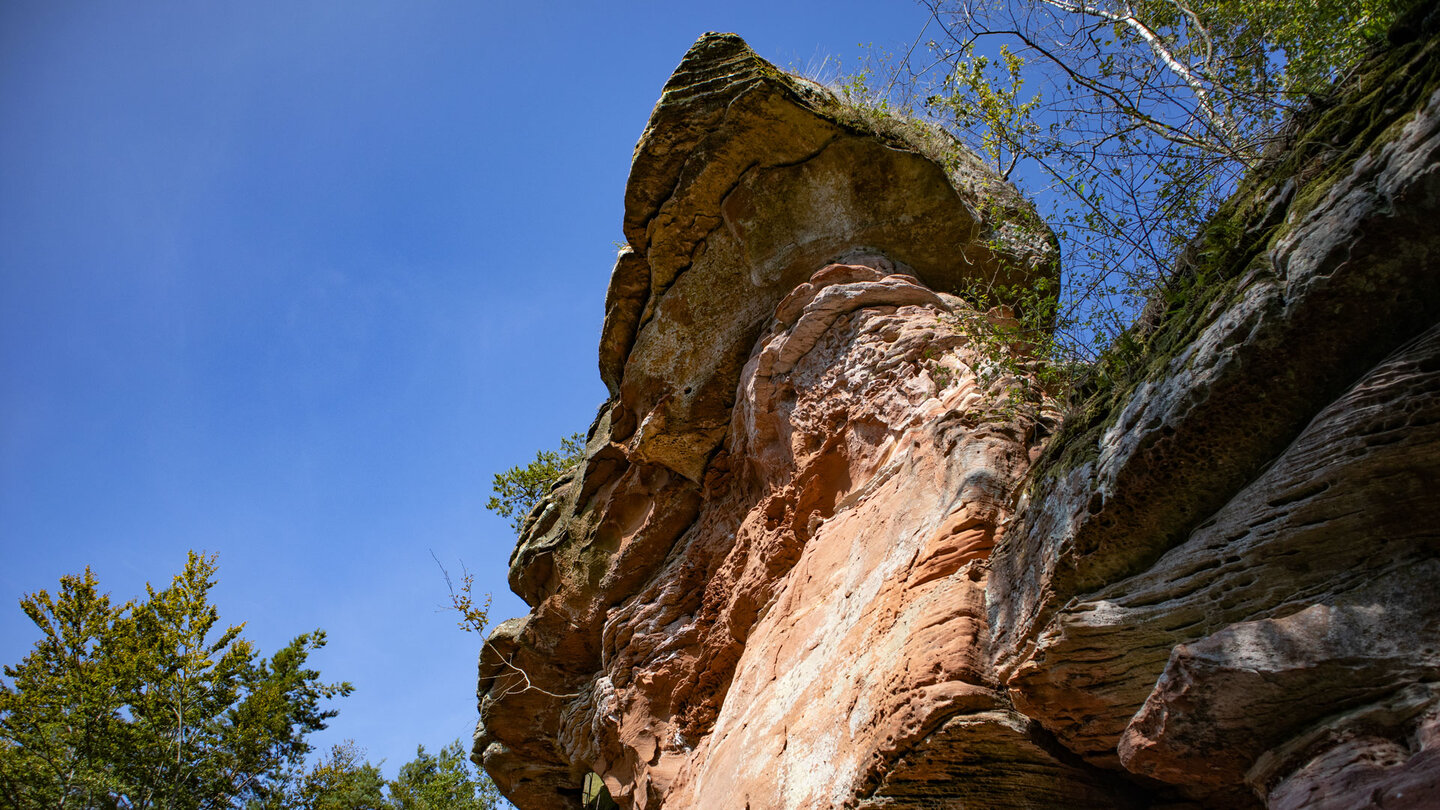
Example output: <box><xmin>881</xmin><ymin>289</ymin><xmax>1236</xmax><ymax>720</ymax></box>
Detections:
<box><xmin>475</xmin><ymin>10</ymin><xmax>1440</xmax><ymax>809</ymax></box>
<box><xmin>478</xmin><ymin>255</ymin><xmax>1140</xmax><ymax>809</ymax></box>
<box><xmin>606</xmin><ymin>261</ymin><xmax>1128</xmax><ymax>809</ymax></box>
<box><xmin>471</xmin><ymin>28</ymin><xmax>1101</xmax><ymax>810</ymax></box>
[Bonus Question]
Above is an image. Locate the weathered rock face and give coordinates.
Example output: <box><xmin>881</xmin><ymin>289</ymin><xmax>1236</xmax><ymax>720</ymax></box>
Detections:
<box><xmin>475</xmin><ymin>30</ymin><xmax>1074</xmax><ymax>810</ymax></box>
<box><xmin>647</xmin><ymin>263</ymin><xmax>1131</xmax><ymax>809</ymax></box>
<box><xmin>476</xmin><ymin>11</ymin><xmax>1440</xmax><ymax>809</ymax></box>
<box><xmin>597</xmin><ymin>32</ymin><xmax>1054</xmax><ymax>483</ymax></box>
<box><xmin>987</xmin><ymin>4</ymin><xmax>1440</xmax><ymax>806</ymax></box>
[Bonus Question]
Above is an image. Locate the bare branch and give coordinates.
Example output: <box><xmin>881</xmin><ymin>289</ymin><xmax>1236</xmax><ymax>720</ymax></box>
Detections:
<box><xmin>484</xmin><ymin>652</ymin><xmax>581</xmax><ymax>701</ymax></box>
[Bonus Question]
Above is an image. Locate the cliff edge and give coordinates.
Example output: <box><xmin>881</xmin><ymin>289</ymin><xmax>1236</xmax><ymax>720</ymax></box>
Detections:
<box><xmin>476</xmin><ymin>12</ymin><xmax>1440</xmax><ymax>808</ymax></box>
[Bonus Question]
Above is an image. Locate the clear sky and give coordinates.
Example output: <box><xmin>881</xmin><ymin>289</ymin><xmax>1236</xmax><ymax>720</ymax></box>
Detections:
<box><xmin>0</xmin><ymin>0</ymin><xmax>933</xmax><ymax>782</ymax></box>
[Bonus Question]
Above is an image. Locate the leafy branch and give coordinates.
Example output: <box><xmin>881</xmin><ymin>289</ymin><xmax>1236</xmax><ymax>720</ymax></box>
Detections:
<box><xmin>485</xmin><ymin>432</ymin><xmax>585</xmax><ymax>536</ymax></box>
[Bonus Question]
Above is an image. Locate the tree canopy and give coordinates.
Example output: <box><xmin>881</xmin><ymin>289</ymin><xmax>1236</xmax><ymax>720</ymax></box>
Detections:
<box><xmin>256</xmin><ymin>739</ymin><xmax>500</xmax><ymax>810</ymax></box>
<box><xmin>0</xmin><ymin>554</ymin><xmax>503</xmax><ymax>810</ymax></box>
<box><xmin>261</xmin><ymin>741</ymin><xmax>386</xmax><ymax>810</ymax></box>
<box><xmin>386</xmin><ymin>740</ymin><xmax>501</xmax><ymax>810</ymax></box>
<box><xmin>0</xmin><ymin>552</ymin><xmax>350</xmax><ymax>810</ymax></box>
<box><xmin>850</xmin><ymin>0</ymin><xmax>1406</xmax><ymax>369</ymax></box>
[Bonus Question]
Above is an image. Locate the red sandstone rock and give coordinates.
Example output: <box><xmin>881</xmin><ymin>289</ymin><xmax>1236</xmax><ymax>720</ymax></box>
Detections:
<box><xmin>477</xmin><ymin>29</ymin><xmax>1072</xmax><ymax>809</ymax></box>
<box><xmin>481</xmin><ymin>258</ymin><xmax>1135</xmax><ymax>809</ymax></box>
<box><xmin>477</xmin><ymin>15</ymin><xmax>1440</xmax><ymax>810</ymax></box>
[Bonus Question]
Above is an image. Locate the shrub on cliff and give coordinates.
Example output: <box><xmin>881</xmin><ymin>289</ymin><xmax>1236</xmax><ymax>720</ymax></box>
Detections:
<box><xmin>856</xmin><ymin>0</ymin><xmax>1406</xmax><ymax>365</ymax></box>
<box><xmin>485</xmin><ymin>432</ymin><xmax>584</xmax><ymax>535</ymax></box>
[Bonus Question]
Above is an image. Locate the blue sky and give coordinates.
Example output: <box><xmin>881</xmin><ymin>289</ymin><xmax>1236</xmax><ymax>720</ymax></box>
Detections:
<box><xmin>0</xmin><ymin>0</ymin><xmax>933</xmax><ymax>782</ymax></box>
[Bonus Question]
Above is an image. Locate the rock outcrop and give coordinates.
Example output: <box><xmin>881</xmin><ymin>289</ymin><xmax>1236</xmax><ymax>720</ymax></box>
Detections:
<box><xmin>476</xmin><ymin>10</ymin><xmax>1440</xmax><ymax>809</ymax></box>
<box><xmin>986</xmin><ymin>4</ymin><xmax>1440</xmax><ymax>804</ymax></box>
<box><xmin>475</xmin><ymin>31</ymin><xmax>1065</xmax><ymax>809</ymax></box>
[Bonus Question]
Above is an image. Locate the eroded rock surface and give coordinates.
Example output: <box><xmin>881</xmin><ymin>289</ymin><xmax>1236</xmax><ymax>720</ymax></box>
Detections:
<box><xmin>654</xmin><ymin>264</ymin><xmax>1131</xmax><ymax>808</ymax></box>
<box><xmin>476</xmin><ymin>12</ymin><xmax>1440</xmax><ymax>810</ymax></box>
<box><xmin>598</xmin><ymin>32</ymin><xmax>1054</xmax><ymax>483</ymax></box>
<box><xmin>988</xmin><ymin>6</ymin><xmax>1440</xmax><ymax>807</ymax></box>
<box><xmin>475</xmin><ymin>30</ymin><xmax>1077</xmax><ymax>810</ymax></box>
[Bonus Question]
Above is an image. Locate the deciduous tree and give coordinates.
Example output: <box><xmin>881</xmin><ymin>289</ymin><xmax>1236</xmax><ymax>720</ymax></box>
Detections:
<box><xmin>854</xmin><ymin>0</ymin><xmax>1406</xmax><ymax>368</ymax></box>
<box><xmin>0</xmin><ymin>553</ymin><xmax>351</xmax><ymax>810</ymax></box>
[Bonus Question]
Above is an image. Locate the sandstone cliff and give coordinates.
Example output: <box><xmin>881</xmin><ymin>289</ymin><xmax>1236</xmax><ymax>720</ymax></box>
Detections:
<box><xmin>476</xmin><ymin>10</ymin><xmax>1440</xmax><ymax>808</ymax></box>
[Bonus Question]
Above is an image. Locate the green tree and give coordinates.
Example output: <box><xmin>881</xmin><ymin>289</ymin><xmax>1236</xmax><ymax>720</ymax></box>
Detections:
<box><xmin>262</xmin><ymin>739</ymin><xmax>502</xmax><ymax>810</ymax></box>
<box><xmin>485</xmin><ymin>432</ymin><xmax>585</xmax><ymax>534</ymax></box>
<box><xmin>0</xmin><ymin>552</ymin><xmax>351</xmax><ymax>810</ymax></box>
<box><xmin>385</xmin><ymin>741</ymin><xmax>501</xmax><ymax>810</ymax></box>
<box><xmin>0</xmin><ymin>566</ymin><xmax>124</xmax><ymax>808</ymax></box>
<box><xmin>862</xmin><ymin>0</ymin><xmax>1406</xmax><ymax>370</ymax></box>
<box><xmin>252</xmin><ymin>741</ymin><xmax>387</xmax><ymax>810</ymax></box>
<box><xmin>263</xmin><ymin>737</ymin><xmax>501</xmax><ymax>807</ymax></box>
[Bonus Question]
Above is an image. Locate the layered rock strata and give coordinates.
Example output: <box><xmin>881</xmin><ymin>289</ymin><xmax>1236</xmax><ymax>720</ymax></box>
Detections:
<box><xmin>476</xmin><ymin>10</ymin><xmax>1440</xmax><ymax>809</ymax></box>
<box><xmin>987</xmin><ymin>5</ymin><xmax>1440</xmax><ymax>805</ymax></box>
<box><xmin>474</xmin><ymin>30</ymin><xmax>1089</xmax><ymax>809</ymax></box>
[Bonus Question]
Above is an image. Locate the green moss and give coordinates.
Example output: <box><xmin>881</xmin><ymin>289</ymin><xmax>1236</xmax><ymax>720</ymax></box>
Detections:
<box><xmin>1028</xmin><ymin>24</ymin><xmax>1440</xmax><ymax>489</ymax></box>
<box><xmin>1289</xmin><ymin>37</ymin><xmax>1439</xmax><ymax>213</ymax></box>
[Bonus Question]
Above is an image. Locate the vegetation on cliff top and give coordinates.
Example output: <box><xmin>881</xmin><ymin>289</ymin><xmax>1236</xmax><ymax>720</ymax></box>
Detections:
<box><xmin>493</xmin><ymin>2</ymin><xmax>1421</xmax><ymax>507</ymax></box>
<box><xmin>1033</xmin><ymin>1</ymin><xmax>1440</xmax><ymax>480</ymax></box>
<box><xmin>836</xmin><ymin>0</ymin><xmax>1408</xmax><ymax>386</ymax></box>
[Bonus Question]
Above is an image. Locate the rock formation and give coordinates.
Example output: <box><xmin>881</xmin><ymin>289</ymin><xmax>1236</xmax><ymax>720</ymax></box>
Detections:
<box><xmin>476</xmin><ymin>9</ymin><xmax>1440</xmax><ymax>808</ymax></box>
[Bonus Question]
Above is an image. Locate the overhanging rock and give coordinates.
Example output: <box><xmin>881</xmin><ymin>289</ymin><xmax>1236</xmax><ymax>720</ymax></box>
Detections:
<box><xmin>477</xmin><ymin>31</ymin><xmax>1061</xmax><ymax>810</ymax></box>
<box><xmin>600</xmin><ymin>32</ymin><xmax>1056</xmax><ymax>483</ymax></box>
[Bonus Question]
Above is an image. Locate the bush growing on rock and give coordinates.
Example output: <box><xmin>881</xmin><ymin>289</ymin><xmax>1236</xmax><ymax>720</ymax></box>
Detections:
<box><xmin>485</xmin><ymin>432</ymin><xmax>585</xmax><ymax>535</ymax></box>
